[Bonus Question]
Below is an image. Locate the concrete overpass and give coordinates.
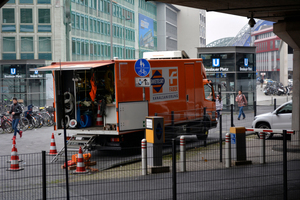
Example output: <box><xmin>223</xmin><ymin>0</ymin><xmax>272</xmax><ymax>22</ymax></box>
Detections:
<box><xmin>153</xmin><ymin>0</ymin><xmax>300</xmax><ymax>145</ymax></box>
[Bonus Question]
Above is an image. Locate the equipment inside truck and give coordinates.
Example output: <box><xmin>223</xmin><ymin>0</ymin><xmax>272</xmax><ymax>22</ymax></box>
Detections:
<box><xmin>34</xmin><ymin>61</ymin><xmax>117</xmax><ymax>131</ymax></box>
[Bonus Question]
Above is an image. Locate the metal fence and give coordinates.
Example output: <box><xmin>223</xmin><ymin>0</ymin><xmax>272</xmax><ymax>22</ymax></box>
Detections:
<box><xmin>0</xmin><ymin>110</ymin><xmax>299</xmax><ymax>199</ymax></box>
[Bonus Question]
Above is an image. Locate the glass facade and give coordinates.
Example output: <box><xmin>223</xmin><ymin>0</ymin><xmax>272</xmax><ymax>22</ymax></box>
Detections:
<box><xmin>198</xmin><ymin>47</ymin><xmax>256</xmax><ymax>111</ymax></box>
<box><xmin>0</xmin><ymin>60</ymin><xmax>46</xmax><ymax>106</ymax></box>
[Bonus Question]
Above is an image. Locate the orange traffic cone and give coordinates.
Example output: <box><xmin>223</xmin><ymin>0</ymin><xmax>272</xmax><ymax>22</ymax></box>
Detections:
<box><xmin>7</xmin><ymin>139</ymin><xmax>23</xmax><ymax>163</ymax></box>
<box><xmin>73</xmin><ymin>147</ymin><xmax>88</xmax><ymax>174</ymax></box>
<box><xmin>49</xmin><ymin>133</ymin><xmax>58</xmax><ymax>155</ymax></box>
<box><xmin>96</xmin><ymin>101</ymin><xmax>103</xmax><ymax>126</ymax></box>
<box><xmin>7</xmin><ymin>139</ymin><xmax>24</xmax><ymax>171</ymax></box>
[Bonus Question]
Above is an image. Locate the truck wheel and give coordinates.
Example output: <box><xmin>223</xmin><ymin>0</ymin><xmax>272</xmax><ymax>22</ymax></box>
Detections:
<box><xmin>256</xmin><ymin>123</ymin><xmax>273</xmax><ymax>139</ymax></box>
<box><xmin>196</xmin><ymin>130</ymin><xmax>208</xmax><ymax>140</ymax></box>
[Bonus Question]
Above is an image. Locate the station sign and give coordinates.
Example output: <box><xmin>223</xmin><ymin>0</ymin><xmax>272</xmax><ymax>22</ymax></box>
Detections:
<box><xmin>30</xmin><ymin>70</ymin><xmax>43</xmax><ymax>78</ymax></box>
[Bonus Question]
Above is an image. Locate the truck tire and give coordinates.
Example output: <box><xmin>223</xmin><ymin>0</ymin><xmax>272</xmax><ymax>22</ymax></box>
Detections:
<box><xmin>197</xmin><ymin>129</ymin><xmax>208</xmax><ymax>140</ymax></box>
<box><xmin>256</xmin><ymin>123</ymin><xmax>273</xmax><ymax>139</ymax></box>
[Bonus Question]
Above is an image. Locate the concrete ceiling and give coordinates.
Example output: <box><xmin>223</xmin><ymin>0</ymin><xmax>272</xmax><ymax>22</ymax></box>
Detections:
<box><xmin>0</xmin><ymin>0</ymin><xmax>9</xmax><ymax>8</ymax></box>
<box><xmin>152</xmin><ymin>0</ymin><xmax>300</xmax><ymax>22</ymax></box>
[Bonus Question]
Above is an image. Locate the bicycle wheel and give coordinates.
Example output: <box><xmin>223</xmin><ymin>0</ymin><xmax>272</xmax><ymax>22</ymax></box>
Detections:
<box><xmin>27</xmin><ymin>116</ymin><xmax>36</xmax><ymax>130</ymax></box>
<box><xmin>19</xmin><ymin>117</ymin><xmax>29</xmax><ymax>131</ymax></box>
<box><xmin>32</xmin><ymin>115</ymin><xmax>41</xmax><ymax>128</ymax></box>
<box><xmin>3</xmin><ymin>120</ymin><xmax>13</xmax><ymax>133</ymax></box>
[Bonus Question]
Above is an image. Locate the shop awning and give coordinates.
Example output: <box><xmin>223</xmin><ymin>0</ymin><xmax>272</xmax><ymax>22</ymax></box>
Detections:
<box><xmin>30</xmin><ymin>61</ymin><xmax>114</xmax><ymax>71</ymax></box>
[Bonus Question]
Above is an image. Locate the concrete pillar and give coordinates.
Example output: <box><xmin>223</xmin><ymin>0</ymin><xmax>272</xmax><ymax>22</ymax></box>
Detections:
<box><xmin>292</xmin><ymin>49</ymin><xmax>300</xmax><ymax>145</ymax></box>
<box><xmin>274</xmin><ymin>19</ymin><xmax>300</xmax><ymax>146</ymax></box>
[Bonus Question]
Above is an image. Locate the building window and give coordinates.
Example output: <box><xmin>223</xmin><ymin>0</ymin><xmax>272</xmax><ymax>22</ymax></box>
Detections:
<box><xmin>270</xmin><ymin>41</ymin><xmax>273</xmax><ymax>49</ymax></box>
<box><xmin>2</xmin><ymin>37</ymin><xmax>16</xmax><ymax>60</ymax></box>
<box><xmin>2</xmin><ymin>25</ymin><xmax>16</xmax><ymax>32</ymax></box>
<box><xmin>3</xmin><ymin>8</ymin><xmax>14</xmax><ymax>23</ymax></box>
<box><xmin>38</xmin><ymin>9</ymin><xmax>50</xmax><ymax>23</ymax></box>
<box><xmin>39</xmin><ymin>37</ymin><xmax>52</xmax><ymax>60</ymax></box>
<box><xmin>19</xmin><ymin>0</ymin><xmax>33</xmax><ymax>3</ymax></box>
<box><xmin>21</xmin><ymin>37</ymin><xmax>33</xmax><ymax>52</ymax></box>
<box><xmin>37</xmin><ymin>0</ymin><xmax>51</xmax><ymax>4</ymax></box>
<box><xmin>85</xmin><ymin>16</ymin><xmax>88</xmax><ymax>31</ymax></box>
<box><xmin>21</xmin><ymin>37</ymin><xmax>34</xmax><ymax>59</ymax></box>
<box><xmin>7</xmin><ymin>0</ymin><xmax>15</xmax><ymax>3</ymax></box>
<box><xmin>38</xmin><ymin>9</ymin><xmax>51</xmax><ymax>32</ymax></box>
<box><xmin>20</xmin><ymin>9</ymin><xmax>32</xmax><ymax>23</ymax></box>
<box><xmin>3</xmin><ymin>37</ymin><xmax>15</xmax><ymax>52</ymax></box>
<box><xmin>80</xmin><ymin>15</ymin><xmax>84</xmax><ymax>30</ymax></box>
<box><xmin>76</xmin><ymin>14</ymin><xmax>80</xmax><ymax>29</ymax></box>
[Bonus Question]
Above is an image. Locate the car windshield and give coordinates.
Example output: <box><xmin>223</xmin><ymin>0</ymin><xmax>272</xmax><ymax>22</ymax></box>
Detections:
<box><xmin>276</xmin><ymin>103</ymin><xmax>292</xmax><ymax>114</ymax></box>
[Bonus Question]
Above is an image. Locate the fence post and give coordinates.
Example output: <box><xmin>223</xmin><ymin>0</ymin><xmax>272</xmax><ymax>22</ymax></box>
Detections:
<box><xmin>254</xmin><ymin>101</ymin><xmax>257</xmax><ymax>117</ymax></box>
<box><xmin>225</xmin><ymin>133</ymin><xmax>231</xmax><ymax>168</ymax></box>
<box><xmin>172</xmin><ymin>139</ymin><xmax>177</xmax><ymax>200</ymax></box>
<box><xmin>283</xmin><ymin>130</ymin><xmax>287</xmax><ymax>200</ymax></box>
<box><xmin>219</xmin><ymin>114</ymin><xmax>222</xmax><ymax>162</ymax></box>
<box><xmin>141</xmin><ymin>139</ymin><xmax>147</xmax><ymax>176</ymax></box>
<box><xmin>274</xmin><ymin>98</ymin><xmax>277</xmax><ymax>110</ymax></box>
<box><xmin>230</xmin><ymin>104</ymin><xmax>234</xmax><ymax>127</ymax></box>
<box><xmin>171</xmin><ymin>111</ymin><xmax>175</xmax><ymax>127</ymax></box>
<box><xmin>180</xmin><ymin>136</ymin><xmax>186</xmax><ymax>172</ymax></box>
<box><xmin>42</xmin><ymin>151</ymin><xmax>46</xmax><ymax>200</ymax></box>
<box><xmin>203</xmin><ymin>107</ymin><xmax>207</xmax><ymax>147</ymax></box>
<box><xmin>260</xmin><ymin>132</ymin><xmax>265</xmax><ymax>164</ymax></box>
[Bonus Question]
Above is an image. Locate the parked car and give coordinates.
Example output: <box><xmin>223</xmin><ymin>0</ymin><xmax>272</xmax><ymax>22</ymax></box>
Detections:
<box><xmin>264</xmin><ymin>79</ymin><xmax>274</xmax><ymax>84</ymax></box>
<box><xmin>252</xmin><ymin>100</ymin><xmax>292</xmax><ymax>139</ymax></box>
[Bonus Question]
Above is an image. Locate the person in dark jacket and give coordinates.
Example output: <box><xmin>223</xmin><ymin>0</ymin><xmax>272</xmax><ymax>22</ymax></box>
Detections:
<box><xmin>7</xmin><ymin>98</ymin><xmax>23</xmax><ymax>140</ymax></box>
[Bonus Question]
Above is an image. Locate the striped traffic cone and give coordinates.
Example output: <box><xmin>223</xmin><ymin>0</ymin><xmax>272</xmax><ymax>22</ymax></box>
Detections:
<box><xmin>49</xmin><ymin>133</ymin><xmax>58</xmax><ymax>155</ymax></box>
<box><xmin>73</xmin><ymin>147</ymin><xmax>88</xmax><ymax>174</ymax></box>
<box><xmin>7</xmin><ymin>139</ymin><xmax>24</xmax><ymax>171</ymax></box>
<box><xmin>7</xmin><ymin>139</ymin><xmax>23</xmax><ymax>163</ymax></box>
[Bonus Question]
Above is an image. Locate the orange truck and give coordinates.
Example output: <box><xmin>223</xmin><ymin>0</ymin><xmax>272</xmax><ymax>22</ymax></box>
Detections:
<box><xmin>36</xmin><ymin>52</ymin><xmax>217</xmax><ymax>150</ymax></box>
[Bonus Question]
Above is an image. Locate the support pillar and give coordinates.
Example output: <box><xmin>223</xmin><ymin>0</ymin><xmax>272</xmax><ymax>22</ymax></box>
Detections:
<box><xmin>274</xmin><ymin>19</ymin><xmax>300</xmax><ymax>146</ymax></box>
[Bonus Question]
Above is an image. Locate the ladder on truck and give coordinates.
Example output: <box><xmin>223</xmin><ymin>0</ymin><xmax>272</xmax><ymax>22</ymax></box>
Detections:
<box><xmin>51</xmin><ymin>134</ymin><xmax>97</xmax><ymax>163</ymax></box>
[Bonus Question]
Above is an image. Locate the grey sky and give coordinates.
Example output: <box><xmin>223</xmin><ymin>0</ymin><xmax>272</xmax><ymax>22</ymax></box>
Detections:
<box><xmin>206</xmin><ymin>12</ymin><xmax>249</xmax><ymax>45</ymax></box>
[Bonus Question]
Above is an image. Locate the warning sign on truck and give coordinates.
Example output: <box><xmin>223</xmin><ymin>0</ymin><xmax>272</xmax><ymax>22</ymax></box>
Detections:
<box><xmin>150</xmin><ymin>67</ymin><xmax>179</xmax><ymax>102</ymax></box>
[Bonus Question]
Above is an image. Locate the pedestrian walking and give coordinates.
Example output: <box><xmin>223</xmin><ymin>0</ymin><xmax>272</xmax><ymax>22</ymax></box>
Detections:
<box><xmin>260</xmin><ymin>78</ymin><xmax>264</xmax><ymax>88</ymax></box>
<box><xmin>216</xmin><ymin>95</ymin><xmax>223</xmax><ymax>120</ymax></box>
<box><xmin>7</xmin><ymin>98</ymin><xmax>23</xmax><ymax>140</ymax></box>
<box><xmin>235</xmin><ymin>91</ymin><xmax>247</xmax><ymax>120</ymax></box>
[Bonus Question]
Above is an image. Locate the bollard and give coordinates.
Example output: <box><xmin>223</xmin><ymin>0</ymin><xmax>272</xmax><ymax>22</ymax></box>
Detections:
<box><xmin>225</xmin><ymin>133</ymin><xmax>231</xmax><ymax>168</ymax></box>
<box><xmin>260</xmin><ymin>132</ymin><xmax>265</xmax><ymax>164</ymax></box>
<box><xmin>271</xmin><ymin>96</ymin><xmax>273</xmax><ymax>105</ymax></box>
<box><xmin>180</xmin><ymin>136</ymin><xmax>186</xmax><ymax>172</ymax></box>
<box><xmin>230</xmin><ymin>104</ymin><xmax>234</xmax><ymax>127</ymax></box>
<box><xmin>172</xmin><ymin>139</ymin><xmax>177</xmax><ymax>200</ymax></box>
<box><xmin>219</xmin><ymin>115</ymin><xmax>222</xmax><ymax>163</ymax></box>
<box><xmin>274</xmin><ymin>98</ymin><xmax>276</xmax><ymax>110</ymax></box>
<box><xmin>141</xmin><ymin>139</ymin><xmax>147</xmax><ymax>176</ymax></box>
<box><xmin>254</xmin><ymin>101</ymin><xmax>257</xmax><ymax>117</ymax></box>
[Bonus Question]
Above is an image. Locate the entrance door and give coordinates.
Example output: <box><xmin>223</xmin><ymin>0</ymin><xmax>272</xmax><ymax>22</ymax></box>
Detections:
<box><xmin>185</xmin><ymin>64</ymin><xmax>195</xmax><ymax>119</ymax></box>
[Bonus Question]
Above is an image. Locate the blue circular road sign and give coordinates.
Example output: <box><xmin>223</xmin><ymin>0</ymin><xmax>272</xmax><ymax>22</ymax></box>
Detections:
<box><xmin>134</xmin><ymin>59</ymin><xmax>151</xmax><ymax>77</ymax></box>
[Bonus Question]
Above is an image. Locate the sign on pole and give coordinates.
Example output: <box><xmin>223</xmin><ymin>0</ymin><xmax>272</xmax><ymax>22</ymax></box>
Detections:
<box><xmin>134</xmin><ymin>59</ymin><xmax>151</xmax><ymax>77</ymax></box>
<box><xmin>135</xmin><ymin>77</ymin><xmax>151</xmax><ymax>87</ymax></box>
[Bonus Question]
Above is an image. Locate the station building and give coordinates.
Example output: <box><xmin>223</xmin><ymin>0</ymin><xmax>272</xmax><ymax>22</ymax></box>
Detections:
<box><xmin>197</xmin><ymin>46</ymin><xmax>256</xmax><ymax>111</ymax></box>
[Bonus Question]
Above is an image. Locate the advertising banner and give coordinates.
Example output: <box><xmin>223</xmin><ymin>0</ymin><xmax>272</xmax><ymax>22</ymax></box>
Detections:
<box><xmin>139</xmin><ymin>14</ymin><xmax>154</xmax><ymax>49</ymax></box>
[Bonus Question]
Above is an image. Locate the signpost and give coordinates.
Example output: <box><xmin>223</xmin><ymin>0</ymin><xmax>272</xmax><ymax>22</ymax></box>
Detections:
<box><xmin>134</xmin><ymin>59</ymin><xmax>151</xmax><ymax>100</ymax></box>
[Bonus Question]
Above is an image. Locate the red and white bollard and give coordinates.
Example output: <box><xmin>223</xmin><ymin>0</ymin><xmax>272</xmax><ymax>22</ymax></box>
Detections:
<box><xmin>225</xmin><ymin>133</ymin><xmax>231</xmax><ymax>168</ymax></box>
<box><xmin>260</xmin><ymin>132</ymin><xmax>266</xmax><ymax>164</ymax></box>
<box><xmin>180</xmin><ymin>136</ymin><xmax>186</xmax><ymax>172</ymax></box>
<box><xmin>141</xmin><ymin>139</ymin><xmax>147</xmax><ymax>175</ymax></box>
